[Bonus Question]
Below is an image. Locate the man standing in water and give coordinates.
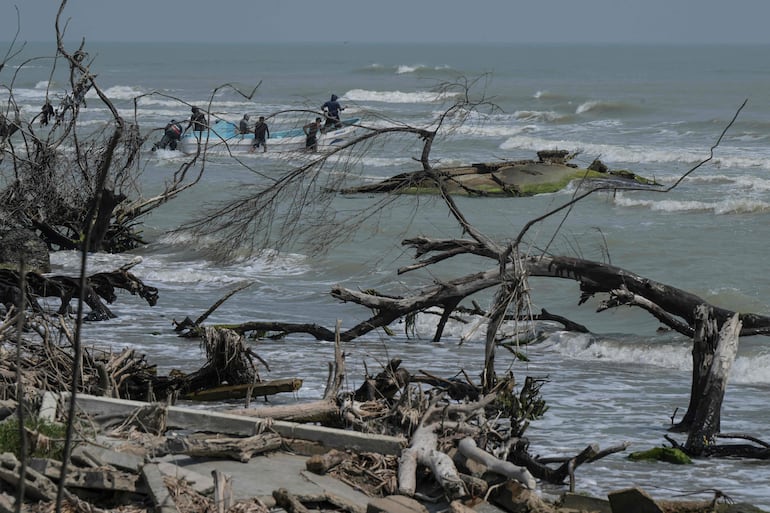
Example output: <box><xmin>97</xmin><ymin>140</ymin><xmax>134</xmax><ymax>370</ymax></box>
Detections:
<box><xmin>251</xmin><ymin>116</ymin><xmax>270</xmax><ymax>153</ymax></box>
<box><xmin>239</xmin><ymin>114</ymin><xmax>250</xmax><ymax>134</ymax></box>
<box><xmin>187</xmin><ymin>106</ymin><xmax>206</xmax><ymax>134</ymax></box>
<box><xmin>321</xmin><ymin>94</ymin><xmax>344</xmax><ymax>131</ymax></box>
<box><xmin>303</xmin><ymin>117</ymin><xmax>322</xmax><ymax>152</ymax></box>
<box><xmin>40</xmin><ymin>101</ymin><xmax>55</xmax><ymax>126</ymax></box>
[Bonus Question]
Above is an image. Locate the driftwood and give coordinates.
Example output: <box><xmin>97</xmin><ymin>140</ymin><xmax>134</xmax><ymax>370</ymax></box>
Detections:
<box><xmin>398</xmin><ymin>418</ymin><xmax>467</xmax><ymax>499</ymax></box>
<box><xmin>489</xmin><ymin>481</ymin><xmax>557</xmax><ymax>513</ymax></box>
<box><xmin>662</xmin><ymin>308</ymin><xmax>770</xmax><ymax>459</ymax></box>
<box><xmin>338</xmin><ymin>155</ymin><xmax>658</xmax><ymax>197</ymax></box>
<box><xmin>181</xmin><ymin>378</ymin><xmax>302</xmax><ymax>402</ymax></box>
<box><xmin>230</xmin><ymin>322</ymin><xmax>347</xmax><ymax>425</ymax></box>
<box><xmin>510</xmin><ymin>440</ymin><xmax>630</xmax><ymax>491</ymax></box>
<box><xmin>162</xmin><ymin>433</ymin><xmax>283</xmax><ymax>463</ymax></box>
<box><xmin>397</xmin><ymin>390</ymin><xmax>536</xmax><ymax>500</ymax></box>
<box><xmin>152</xmin><ymin>326</ymin><xmax>299</xmax><ymax>403</ymax></box>
<box><xmin>273</xmin><ymin>488</ymin><xmax>311</xmax><ymax>513</ymax></box>
<box><xmin>230</xmin><ymin>400</ymin><xmax>343</xmax><ymax>425</ymax></box>
<box><xmin>457</xmin><ymin>438</ymin><xmax>535</xmax><ymax>489</ymax></box>
<box><xmin>211</xmin><ymin>250</ymin><xmax>770</xmax><ymax>346</ymax></box>
<box><xmin>354</xmin><ymin>358</ymin><xmax>411</xmax><ymax>402</ymax></box>
<box><xmin>306</xmin><ymin>449</ymin><xmax>347</xmax><ymax>474</ymax></box>
<box><xmin>0</xmin><ymin>258</ymin><xmax>157</xmax><ymax>321</ymax></box>
<box><xmin>679</xmin><ymin>307</ymin><xmax>740</xmax><ymax>439</ymax></box>
<box><xmin>0</xmin><ymin>323</ymin><xmax>298</xmax><ymax>411</ymax></box>
<box><xmin>212</xmin><ymin>469</ymin><xmax>234</xmax><ymax>513</ymax></box>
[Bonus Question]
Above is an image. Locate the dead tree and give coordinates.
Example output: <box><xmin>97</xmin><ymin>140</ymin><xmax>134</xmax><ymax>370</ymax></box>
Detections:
<box><xmin>0</xmin><ymin>2</ymin><xmax>225</xmax><ymax>256</ymax></box>
<box><xmin>683</xmin><ymin>309</ymin><xmax>741</xmax><ymax>455</ymax></box>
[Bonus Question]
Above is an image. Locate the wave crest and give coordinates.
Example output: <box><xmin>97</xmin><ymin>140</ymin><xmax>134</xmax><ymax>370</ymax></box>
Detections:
<box><xmin>344</xmin><ymin>88</ymin><xmax>460</xmax><ymax>104</ymax></box>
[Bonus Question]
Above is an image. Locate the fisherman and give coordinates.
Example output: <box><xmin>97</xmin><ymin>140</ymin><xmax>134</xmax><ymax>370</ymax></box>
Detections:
<box><xmin>40</xmin><ymin>101</ymin><xmax>55</xmax><ymax>126</ymax></box>
<box><xmin>152</xmin><ymin>119</ymin><xmax>183</xmax><ymax>151</ymax></box>
<box><xmin>303</xmin><ymin>117</ymin><xmax>322</xmax><ymax>152</ymax></box>
<box><xmin>187</xmin><ymin>106</ymin><xmax>206</xmax><ymax>134</ymax></box>
<box><xmin>251</xmin><ymin>116</ymin><xmax>270</xmax><ymax>153</ymax></box>
<box><xmin>239</xmin><ymin>114</ymin><xmax>250</xmax><ymax>135</ymax></box>
<box><xmin>321</xmin><ymin>94</ymin><xmax>344</xmax><ymax>131</ymax></box>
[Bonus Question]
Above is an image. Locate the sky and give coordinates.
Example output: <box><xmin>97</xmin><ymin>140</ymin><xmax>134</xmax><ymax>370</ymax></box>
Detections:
<box><xmin>3</xmin><ymin>0</ymin><xmax>770</xmax><ymax>45</ymax></box>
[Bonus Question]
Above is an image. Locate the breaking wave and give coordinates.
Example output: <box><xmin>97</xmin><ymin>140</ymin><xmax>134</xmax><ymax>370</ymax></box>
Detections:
<box><xmin>344</xmin><ymin>88</ymin><xmax>460</xmax><ymax>104</ymax></box>
<box><xmin>613</xmin><ymin>194</ymin><xmax>770</xmax><ymax>214</ymax></box>
<box><xmin>575</xmin><ymin>99</ymin><xmax>638</xmax><ymax>115</ymax></box>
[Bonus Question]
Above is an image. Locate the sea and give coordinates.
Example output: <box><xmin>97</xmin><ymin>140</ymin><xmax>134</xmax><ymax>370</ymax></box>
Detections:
<box><xmin>4</xmin><ymin>41</ymin><xmax>770</xmax><ymax>508</ymax></box>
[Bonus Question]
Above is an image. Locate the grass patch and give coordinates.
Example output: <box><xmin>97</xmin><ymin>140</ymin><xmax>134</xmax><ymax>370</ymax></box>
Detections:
<box><xmin>0</xmin><ymin>417</ymin><xmax>68</xmax><ymax>460</ymax></box>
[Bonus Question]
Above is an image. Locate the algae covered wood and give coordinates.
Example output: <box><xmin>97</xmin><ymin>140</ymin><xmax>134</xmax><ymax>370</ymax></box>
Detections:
<box><xmin>340</xmin><ymin>154</ymin><xmax>660</xmax><ymax>197</ymax></box>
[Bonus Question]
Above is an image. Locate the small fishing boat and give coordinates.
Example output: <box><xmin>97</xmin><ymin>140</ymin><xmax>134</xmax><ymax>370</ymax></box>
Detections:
<box><xmin>179</xmin><ymin>117</ymin><xmax>361</xmax><ymax>155</ymax></box>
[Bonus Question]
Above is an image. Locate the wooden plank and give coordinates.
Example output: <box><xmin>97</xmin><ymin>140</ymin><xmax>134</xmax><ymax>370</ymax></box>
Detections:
<box><xmin>182</xmin><ymin>378</ymin><xmax>302</xmax><ymax>402</ymax></box>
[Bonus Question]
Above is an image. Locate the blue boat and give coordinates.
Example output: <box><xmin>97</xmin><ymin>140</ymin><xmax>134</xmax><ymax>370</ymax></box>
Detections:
<box><xmin>180</xmin><ymin>117</ymin><xmax>361</xmax><ymax>155</ymax></box>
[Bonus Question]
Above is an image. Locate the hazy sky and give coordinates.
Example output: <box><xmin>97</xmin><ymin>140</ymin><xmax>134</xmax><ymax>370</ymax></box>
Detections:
<box><xmin>3</xmin><ymin>0</ymin><xmax>770</xmax><ymax>45</ymax></box>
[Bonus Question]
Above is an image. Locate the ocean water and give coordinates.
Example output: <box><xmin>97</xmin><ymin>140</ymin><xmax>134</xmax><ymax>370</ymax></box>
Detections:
<box><xmin>4</xmin><ymin>41</ymin><xmax>770</xmax><ymax>508</ymax></box>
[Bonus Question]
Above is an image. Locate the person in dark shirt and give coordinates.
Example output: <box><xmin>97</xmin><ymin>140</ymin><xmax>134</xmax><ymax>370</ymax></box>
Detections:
<box><xmin>40</xmin><ymin>102</ymin><xmax>55</xmax><ymax>126</ymax></box>
<box><xmin>303</xmin><ymin>117</ymin><xmax>322</xmax><ymax>152</ymax></box>
<box><xmin>153</xmin><ymin>119</ymin><xmax>183</xmax><ymax>151</ymax></box>
<box><xmin>321</xmin><ymin>94</ymin><xmax>344</xmax><ymax>131</ymax></box>
<box><xmin>251</xmin><ymin>116</ymin><xmax>270</xmax><ymax>153</ymax></box>
<box><xmin>239</xmin><ymin>114</ymin><xmax>250</xmax><ymax>134</ymax></box>
<box><xmin>187</xmin><ymin>106</ymin><xmax>206</xmax><ymax>133</ymax></box>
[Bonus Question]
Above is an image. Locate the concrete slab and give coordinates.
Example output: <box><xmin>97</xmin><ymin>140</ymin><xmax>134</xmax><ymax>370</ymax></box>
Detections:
<box><xmin>156</xmin><ymin>461</ymin><xmax>215</xmax><ymax>495</ymax></box>
<box><xmin>301</xmin><ymin>470</ymin><xmax>372</xmax><ymax>513</ymax></box>
<box><xmin>54</xmin><ymin>392</ymin><xmax>406</xmax><ymax>455</ymax></box>
<box><xmin>142</xmin><ymin>463</ymin><xmax>179</xmax><ymax>513</ymax></box>
<box><xmin>157</xmin><ymin>451</ymin><xmax>323</xmax><ymax>506</ymax></box>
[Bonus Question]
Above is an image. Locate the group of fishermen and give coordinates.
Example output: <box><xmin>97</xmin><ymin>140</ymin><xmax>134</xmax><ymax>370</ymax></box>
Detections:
<box><xmin>152</xmin><ymin>94</ymin><xmax>345</xmax><ymax>153</ymax></box>
<box><xmin>302</xmin><ymin>94</ymin><xmax>345</xmax><ymax>152</ymax></box>
<box><xmin>238</xmin><ymin>114</ymin><xmax>270</xmax><ymax>153</ymax></box>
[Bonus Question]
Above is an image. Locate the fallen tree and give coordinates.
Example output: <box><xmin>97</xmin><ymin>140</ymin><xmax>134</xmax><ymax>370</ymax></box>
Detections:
<box><xmin>0</xmin><ymin>258</ymin><xmax>158</xmax><ymax>321</ymax></box>
<box><xmin>0</xmin><ymin>1</ymin><xmax>240</xmax><ymax>257</ymax></box>
<box><xmin>167</xmin><ymin>91</ymin><xmax>770</xmax><ymax>471</ymax></box>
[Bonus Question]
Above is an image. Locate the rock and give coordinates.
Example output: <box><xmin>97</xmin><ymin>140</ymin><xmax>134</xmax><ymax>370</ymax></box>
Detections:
<box><xmin>607</xmin><ymin>488</ymin><xmax>663</xmax><ymax>513</ymax></box>
<box><xmin>588</xmin><ymin>158</ymin><xmax>609</xmax><ymax>173</ymax></box>
<box><xmin>559</xmin><ymin>492</ymin><xmax>611</xmax><ymax>512</ymax></box>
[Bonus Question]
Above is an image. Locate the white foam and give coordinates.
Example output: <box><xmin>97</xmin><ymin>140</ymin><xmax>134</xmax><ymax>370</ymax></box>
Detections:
<box><xmin>613</xmin><ymin>192</ymin><xmax>770</xmax><ymax>214</ymax></box>
<box><xmin>344</xmin><ymin>88</ymin><xmax>460</xmax><ymax>104</ymax></box>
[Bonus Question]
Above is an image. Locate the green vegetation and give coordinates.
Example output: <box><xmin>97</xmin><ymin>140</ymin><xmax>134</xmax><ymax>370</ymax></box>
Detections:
<box><xmin>628</xmin><ymin>446</ymin><xmax>693</xmax><ymax>465</ymax></box>
<box><xmin>0</xmin><ymin>417</ymin><xmax>68</xmax><ymax>460</ymax></box>
<box><xmin>397</xmin><ymin>167</ymin><xmax>660</xmax><ymax>197</ymax></box>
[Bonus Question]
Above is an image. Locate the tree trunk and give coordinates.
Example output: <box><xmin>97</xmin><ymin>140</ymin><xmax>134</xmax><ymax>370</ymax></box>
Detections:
<box><xmin>684</xmin><ymin>312</ymin><xmax>741</xmax><ymax>456</ymax></box>
<box><xmin>86</xmin><ymin>188</ymin><xmax>126</xmax><ymax>252</ymax></box>
<box><xmin>397</xmin><ymin>422</ymin><xmax>467</xmax><ymax>500</ymax></box>
<box><xmin>673</xmin><ymin>304</ymin><xmax>719</xmax><ymax>432</ymax></box>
